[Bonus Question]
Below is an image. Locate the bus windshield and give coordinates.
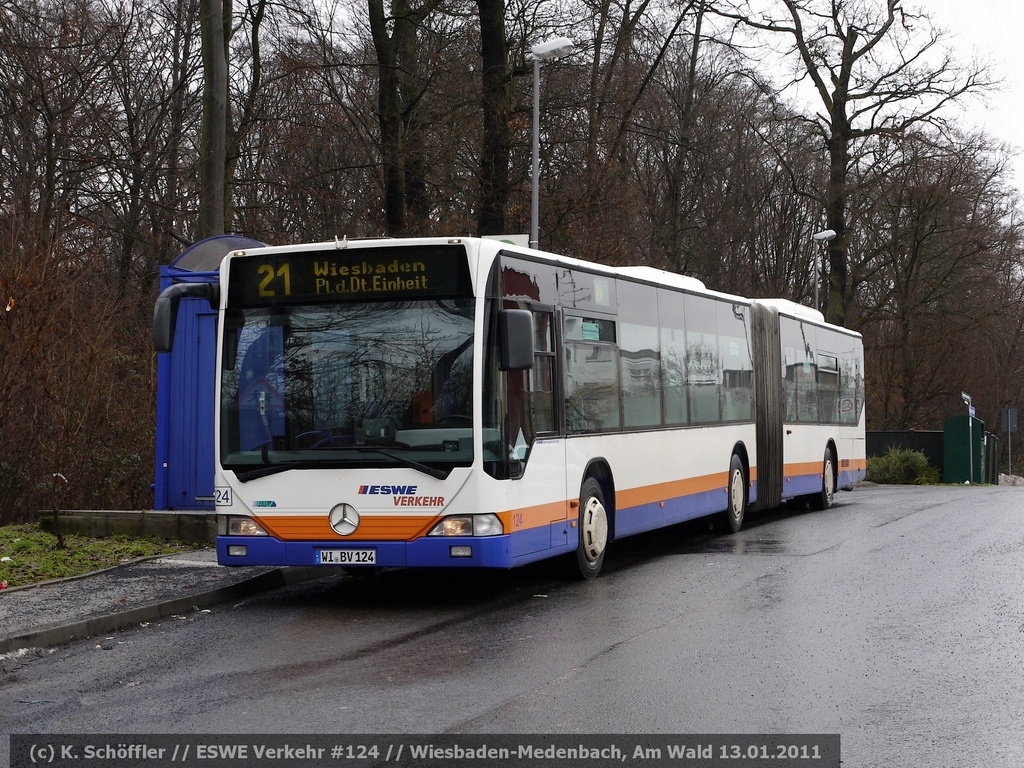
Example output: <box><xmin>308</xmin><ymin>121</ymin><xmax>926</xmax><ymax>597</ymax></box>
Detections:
<box><xmin>219</xmin><ymin>298</ymin><xmax>475</xmax><ymax>479</ymax></box>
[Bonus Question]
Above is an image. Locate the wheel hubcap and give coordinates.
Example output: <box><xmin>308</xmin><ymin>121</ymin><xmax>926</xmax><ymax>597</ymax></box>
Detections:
<box><xmin>581</xmin><ymin>496</ymin><xmax>608</xmax><ymax>562</ymax></box>
<box><xmin>730</xmin><ymin>468</ymin><xmax>745</xmax><ymax>523</ymax></box>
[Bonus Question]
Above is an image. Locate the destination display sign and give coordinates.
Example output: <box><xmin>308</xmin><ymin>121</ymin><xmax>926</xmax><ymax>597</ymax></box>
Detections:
<box><xmin>227</xmin><ymin>244</ymin><xmax>471</xmax><ymax>307</ymax></box>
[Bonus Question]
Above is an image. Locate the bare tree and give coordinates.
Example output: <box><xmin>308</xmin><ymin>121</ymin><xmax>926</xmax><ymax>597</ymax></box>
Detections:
<box><xmin>532</xmin><ymin>0</ymin><xmax>708</xmax><ymax>262</ymax></box>
<box><xmin>199</xmin><ymin>0</ymin><xmax>279</xmax><ymax>238</ymax></box>
<box><xmin>367</xmin><ymin>0</ymin><xmax>448</xmax><ymax>235</ymax></box>
<box><xmin>0</xmin><ymin>0</ymin><xmax>194</xmax><ymax>519</ymax></box>
<box><xmin>855</xmin><ymin>130</ymin><xmax>1020</xmax><ymax>428</ymax></box>
<box><xmin>718</xmin><ymin>0</ymin><xmax>994</xmax><ymax>326</ymax></box>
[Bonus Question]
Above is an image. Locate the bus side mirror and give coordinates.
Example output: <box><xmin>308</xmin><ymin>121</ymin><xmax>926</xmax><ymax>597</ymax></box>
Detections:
<box><xmin>499</xmin><ymin>309</ymin><xmax>534</xmax><ymax>371</ymax></box>
<box><xmin>153</xmin><ymin>282</ymin><xmax>219</xmax><ymax>353</ymax></box>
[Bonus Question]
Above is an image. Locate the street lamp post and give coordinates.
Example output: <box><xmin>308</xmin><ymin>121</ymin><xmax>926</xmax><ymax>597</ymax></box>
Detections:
<box><xmin>529</xmin><ymin>36</ymin><xmax>574</xmax><ymax>250</ymax></box>
<box><xmin>811</xmin><ymin>229</ymin><xmax>837</xmax><ymax>312</ymax></box>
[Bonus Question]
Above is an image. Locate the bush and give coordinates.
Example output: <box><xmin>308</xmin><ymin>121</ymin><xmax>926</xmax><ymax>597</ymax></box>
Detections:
<box><xmin>866</xmin><ymin>446</ymin><xmax>940</xmax><ymax>485</ymax></box>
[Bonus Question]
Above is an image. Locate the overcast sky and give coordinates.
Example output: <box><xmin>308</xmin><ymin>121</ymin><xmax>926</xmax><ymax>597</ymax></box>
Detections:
<box><xmin>925</xmin><ymin>0</ymin><xmax>1024</xmax><ymax>187</ymax></box>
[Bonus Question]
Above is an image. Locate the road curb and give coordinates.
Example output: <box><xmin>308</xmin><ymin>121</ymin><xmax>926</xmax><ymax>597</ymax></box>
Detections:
<box><xmin>0</xmin><ymin>566</ymin><xmax>327</xmax><ymax>655</ymax></box>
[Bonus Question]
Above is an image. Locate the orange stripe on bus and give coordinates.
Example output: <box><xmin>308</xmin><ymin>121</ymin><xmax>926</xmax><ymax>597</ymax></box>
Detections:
<box><xmin>786</xmin><ymin>461</ymin><xmax>825</xmax><ymax>477</ymax></box>
<box><xmin>497</xmin><ymin>500</ymin><xmax>571</xmax><ymax>534</ymax></box>
<box><xmin>784</xmin><ymin>457</ymin><xmax>867</xmax><ymax>478</ymax></box>
<box><xmin>251</xmin><ymin>460</ymin><xmax>864</xmax><ymax>543</ymax></box>
<box><xmin>256</xmin><ymin>503</ymin><xmax>574</xmax><ymax>542</ymax></box>
<box><xmin>617</xmin><ymin>473</ymin><xmax>731</xmax><ymax>509</ymax></box>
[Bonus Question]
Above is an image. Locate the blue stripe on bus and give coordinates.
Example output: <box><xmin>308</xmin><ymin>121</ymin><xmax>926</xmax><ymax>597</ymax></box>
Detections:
<box><xmin>217</xmin><ymin>467</ymin><xmax>864</xmax><ymax>570</ymax></box>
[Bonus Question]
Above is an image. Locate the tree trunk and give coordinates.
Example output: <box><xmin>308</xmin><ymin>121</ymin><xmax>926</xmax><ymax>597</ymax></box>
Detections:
<box><xmin>368</xmin><ymin>0</ymin><xmax>406</xmax><ymax>235</ymax></box>
<box><xmin>825</xmin><ymin>125</ymin><xmax>849</xmax><ymax>327</ymax></box>
<box><xmin>475</xmin><ymin>0</ymin><xmax>510</xmax><ymax>236</ymax></box>
<box><xmin>199</xmin><ymin>0</ymin><xmax>227</xmax><ymax>237</ymax></box>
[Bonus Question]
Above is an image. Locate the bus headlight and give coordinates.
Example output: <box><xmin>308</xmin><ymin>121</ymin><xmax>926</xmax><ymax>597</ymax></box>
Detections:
<box><xmin>221</xmin><ymin>516</ymin><xmax>269</xmax><ymax>536</ymax></box>
<box><xmin>428</xmin><ymin>514</ymin><xmax>503</xmax><ymax>537</ymax></box>
<box><xmin>472</xmin><ymin>514</ymin><xmax>503</xmax><ymax>536</ymax></box>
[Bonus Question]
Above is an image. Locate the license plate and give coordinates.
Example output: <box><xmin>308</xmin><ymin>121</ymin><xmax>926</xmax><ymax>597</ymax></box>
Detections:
<box><xmin>316</xmin><ymin>549</ymin><xmax>376</xmax><ymax>565</ymax></box>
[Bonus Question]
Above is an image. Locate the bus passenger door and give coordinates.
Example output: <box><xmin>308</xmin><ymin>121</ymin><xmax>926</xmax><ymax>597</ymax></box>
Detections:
<box><xmin>508</xmin><ymin>308</ymin><xmax>570</xmax><ymax>557</ymax></box>
<box><xmin>488</xmin><ymin>256</ymin><xmax>570</xmax><ymax>558</ymax></box>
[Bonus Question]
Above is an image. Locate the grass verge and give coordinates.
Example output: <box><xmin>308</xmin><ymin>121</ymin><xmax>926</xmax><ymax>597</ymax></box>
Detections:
<box><xmin>0</xmin><ymin>524</ymin><xmax>202</xmax><ymax>589</ymax></box>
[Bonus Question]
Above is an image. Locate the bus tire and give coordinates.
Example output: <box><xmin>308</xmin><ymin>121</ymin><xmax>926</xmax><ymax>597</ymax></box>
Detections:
<box><xmin>575</xmin><ymin>477</ymin><xmax>609</xmax><ymax>580</ymax></box>
<box><xmin>811</xmin><ymin>448</ymin><xmax>837</xmax><ymax>510</ymax></box>
<box><xmin>718</xmin><ymin>453</ymin><xmax>747</xmax><ymax>534</ymax></box>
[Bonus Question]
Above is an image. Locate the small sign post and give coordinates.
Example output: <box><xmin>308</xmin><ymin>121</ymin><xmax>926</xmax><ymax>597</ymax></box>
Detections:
<box><xmin>962</xmin><ymin>392</ymin><xmax>973</xmax><ymax>483</ymax></box>
<box><xmin>1003</xmin><ymin>406</ymin><xmax>1018</xmax><ymax>476</ymax></box>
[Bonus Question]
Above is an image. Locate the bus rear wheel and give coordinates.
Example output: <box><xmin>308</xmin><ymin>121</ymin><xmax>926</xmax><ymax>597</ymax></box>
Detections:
<box><xmin>810</xmin><ymin>448</ymin><xmax>837</xmax><ymax>510</ymax></box>
<box><xmin>718</xmin><ymin>453</ymin><xmax>747</xmax><ymax>534</ymax></box>
<box><xmin>575</xmin><ymin>477</ymin><xmax>608</xmax><ymax>580</ymax></box>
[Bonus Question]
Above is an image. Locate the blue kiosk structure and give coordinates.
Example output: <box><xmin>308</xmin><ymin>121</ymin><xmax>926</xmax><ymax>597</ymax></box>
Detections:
<box><xmin>153</xmin><ymin>235</ymin><xmax>265</xmax><ymax>509</ymax></box>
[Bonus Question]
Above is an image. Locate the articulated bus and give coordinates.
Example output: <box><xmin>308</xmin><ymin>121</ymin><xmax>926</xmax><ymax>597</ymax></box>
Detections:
<box><xmin>154</xmin><ymin>237</ymin><xmax>865</xmax><ymax>579</ymax></box>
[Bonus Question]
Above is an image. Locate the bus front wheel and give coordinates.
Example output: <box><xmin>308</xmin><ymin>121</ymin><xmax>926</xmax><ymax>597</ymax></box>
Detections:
<box><xmin>575</xmin><ymin>477</ymin><xmax>609</xmax><ymax>580</ymax></box>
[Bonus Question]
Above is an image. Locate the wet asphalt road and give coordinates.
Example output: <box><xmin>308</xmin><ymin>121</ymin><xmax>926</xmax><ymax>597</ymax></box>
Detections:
<box><xmin>4</xmin><ymin>484</ymin><xmax>1024</xmax><ymax>767</ymax></box>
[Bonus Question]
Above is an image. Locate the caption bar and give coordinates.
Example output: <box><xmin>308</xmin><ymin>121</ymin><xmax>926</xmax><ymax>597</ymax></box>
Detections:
<box><xmin>10</xmin><ymin>734</ymin><xmax>839</xmax><ymax>768</ymax></box>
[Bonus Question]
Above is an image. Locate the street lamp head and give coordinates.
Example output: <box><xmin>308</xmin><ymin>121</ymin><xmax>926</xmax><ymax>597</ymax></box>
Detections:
<box><xmin>810</xmin><ymin>229</ymin><xmax>836</xmax><ymax>312</ymax></box>
<box><xmin>530</xmin><ymin>36</ymin><xmax>575</xmax><ymax>61</ymax></box>
<box><xmin>529</xmin><ymin>35</ymin><xmax>575</xmax><ymax>250</ymax></box>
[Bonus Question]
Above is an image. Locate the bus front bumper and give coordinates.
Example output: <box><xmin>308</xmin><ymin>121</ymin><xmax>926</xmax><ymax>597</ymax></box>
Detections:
<box><xmin>216</xmin><ymin>534</ymin><xmax>517</xmax><ymax>569</ymax></box>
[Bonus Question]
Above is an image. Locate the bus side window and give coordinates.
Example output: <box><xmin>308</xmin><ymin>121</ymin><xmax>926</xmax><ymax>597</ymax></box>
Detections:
<box><xmin>618</xmin><ymin>281</ymin><xmax>661</xmax><ymax>428</ymax></box>
<box><xmin>564</xmin><ymin>315</ymin><xmax>620</xmax><ymax>433</ymax></box>
<box><xmin>531</xmin><ymin>311</ymin><xmax>556</xmax><ymax>433</ymax></box>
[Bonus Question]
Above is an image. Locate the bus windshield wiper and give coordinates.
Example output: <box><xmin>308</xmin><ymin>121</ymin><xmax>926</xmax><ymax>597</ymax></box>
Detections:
<box><xmin>235</xmin><ymin>462</ymin><xmax>304</xmax><ymax>483</ymax></box>
<box><xmin>234</xmin><ymin>449</ymin><xmax>448</xmax><ymax>482</ymax></box>
<box><xmin>357</xmin><ymin>447</ymin><xmax>448</xmax><ymax>479</ymax></box>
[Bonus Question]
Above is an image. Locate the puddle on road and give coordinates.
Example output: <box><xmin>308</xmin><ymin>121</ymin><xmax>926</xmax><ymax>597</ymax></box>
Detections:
<box><xmin>678</xmin><ymin>537</ymin><xmax>788</xmax><ymax>556</ymax></box>
<box><xmin>610</xmin><ymin>518</ymin><xmax>794</xmax><ymax>562</ymax></box>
